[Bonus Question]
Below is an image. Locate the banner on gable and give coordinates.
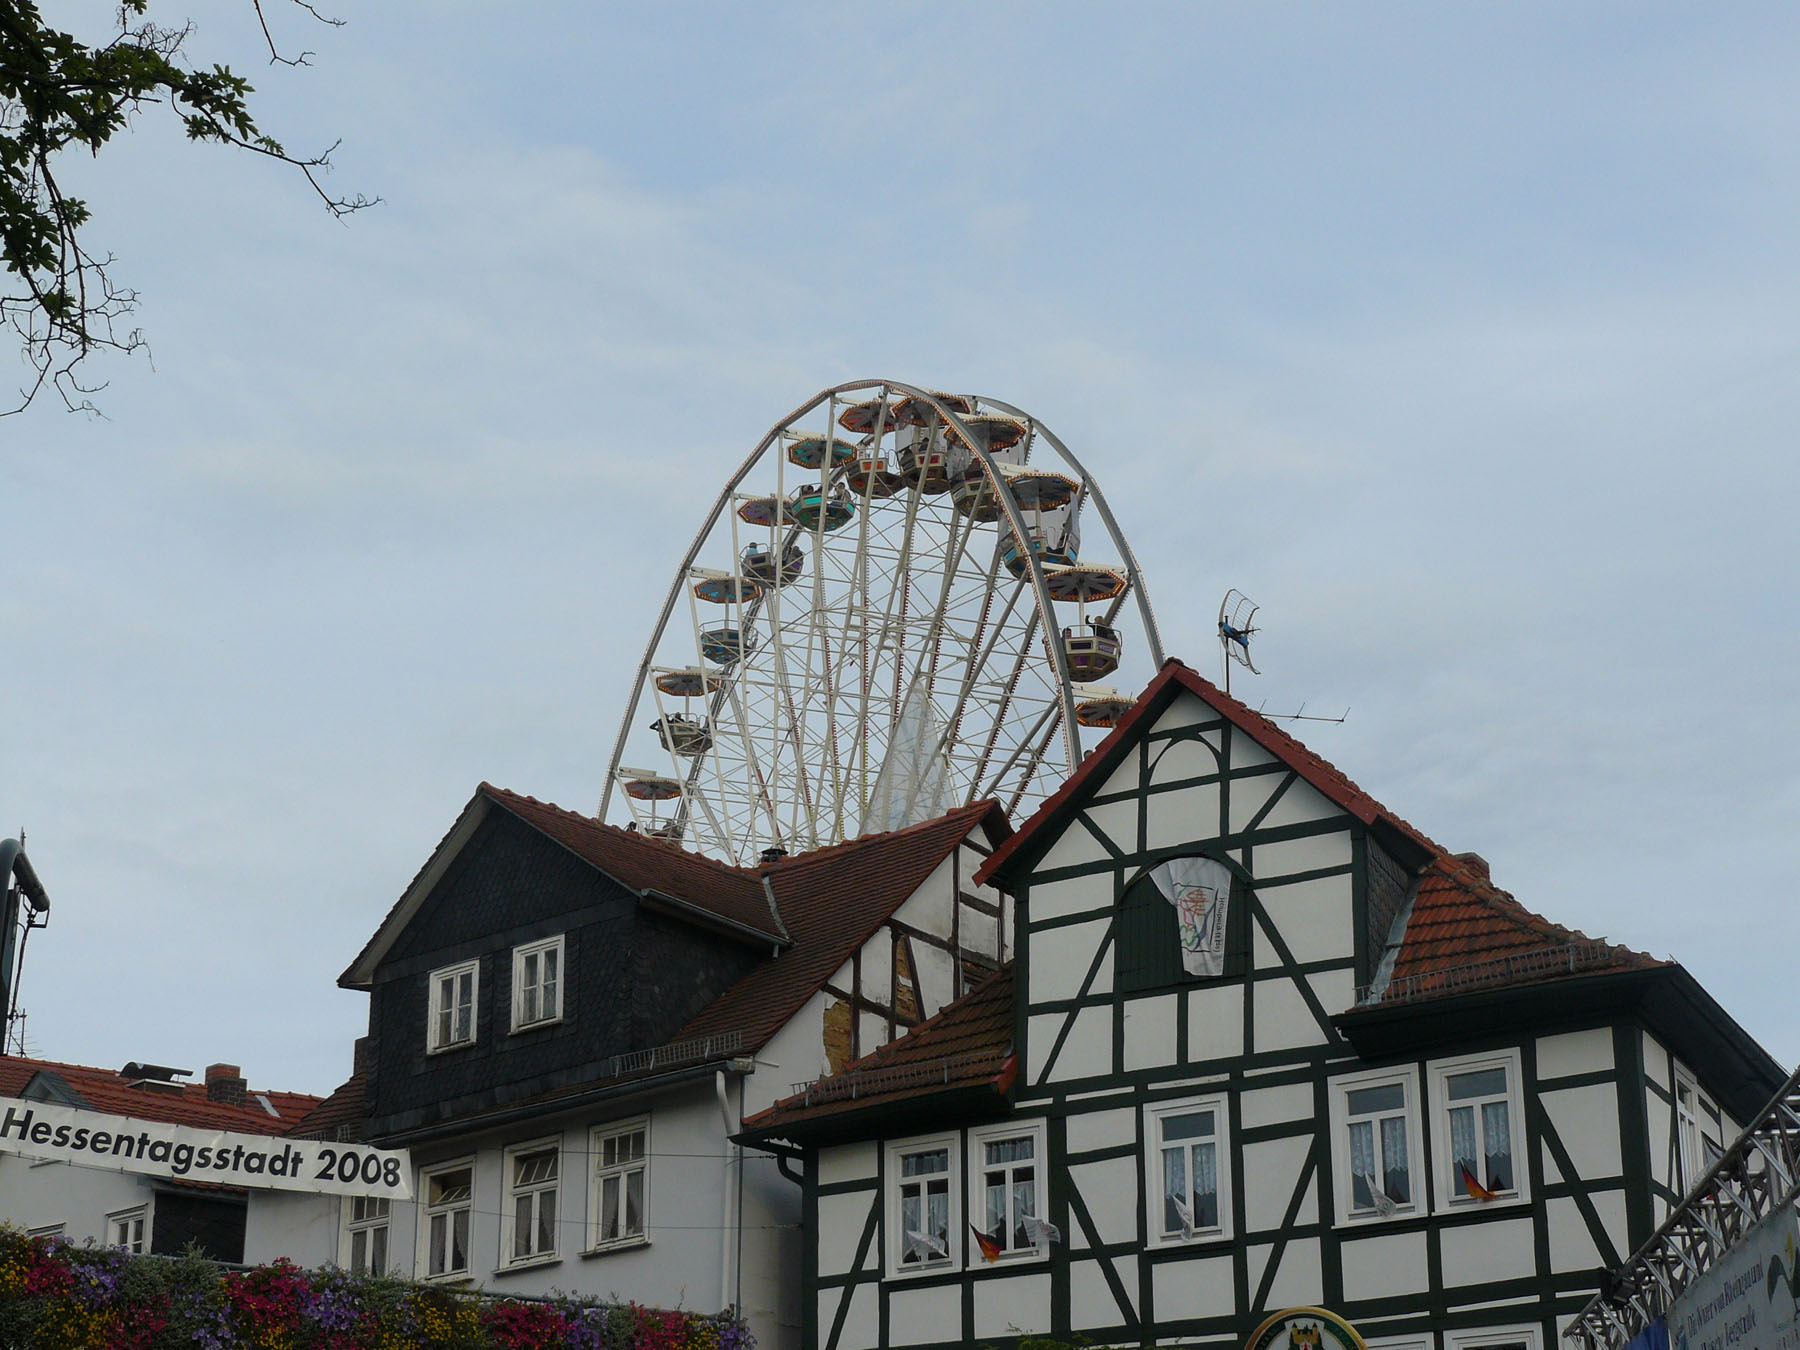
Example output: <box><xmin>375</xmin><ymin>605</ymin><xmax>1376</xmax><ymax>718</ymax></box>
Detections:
<box><xmin>1149</xmin><ymin>855</ymin><xmax>1232</xmax><ymax>978</ymax></box>
<box><xmin>0</xmin><ymin>1096</ymin><xmax>411</xmax><ymax>1200</ymax></box>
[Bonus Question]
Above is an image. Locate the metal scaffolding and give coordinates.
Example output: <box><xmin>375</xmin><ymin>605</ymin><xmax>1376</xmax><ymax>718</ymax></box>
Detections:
<box><xmin>1566</xmin><ymin>1062</ymin><xmax>1800</xmax><ymax>1349</ymax></box>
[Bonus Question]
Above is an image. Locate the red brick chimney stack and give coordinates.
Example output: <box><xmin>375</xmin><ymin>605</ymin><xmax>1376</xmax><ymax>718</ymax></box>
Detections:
<box><xmin>204</xmin><ymin>1063</ymin><xmax>248</xmax><ymax>1106</ymax></box>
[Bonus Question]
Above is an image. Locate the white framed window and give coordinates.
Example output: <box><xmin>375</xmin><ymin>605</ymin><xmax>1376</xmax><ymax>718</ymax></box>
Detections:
<box><xmin>588</xmin><ymin>1119</ymin><xmax>648</xmax><ymax>1251</ymax></box>
<box><xmin>503</xmin><ymin>1138</ymin><xmax>561</xmax><ymax>1266</ymax></box>
<box><xmin>428</xmin><ymin>960</ymin><xmax>479</xmax><ymax>1052</ymax></box>
<box><xmin>1429</xmin><ymin>1050</ymin><xmax>1528</xmax><ymax>1210</ymax></box>
<box><xmin>342</xmin><ymin>1196</ymin><xmax>391</xmax><ymax>1276</ymax></box>
<box><xmin>885</xmin><ymin>1132</ymin><xmax>960</xmax><ymax>1277</ymax></box>
<box><xmin>1364</xmin><ymin>1337</ymin><xmax>1435</xmax><ymax>1350</ymax></box>
<box><xmin>968</xmin><ymin>1120</ymin><xmax>1050</xmax><ymax>1262</ymax></box>
<box><xmin>1674</xmin><ymin>1071</ymin><xmax>1724</xmax><ymax>1193</ymax></box>
<box><xmin>419</xmin><ymin>1159</ymin><xmax>475</xmax><ymax>1280</ymax></box>
<box><xmin>1144</xmin><ymin>1095</ymin><xmax>1232</xmax><ymax>1247</ymax></box>
<box><xmin>1446</xmin><ymin>1326</ymin><xmax>1540</xmax><ymax>1350</ymax></box>
<box><xmin>108</xmin><ymin>1207</ymin><xmax>147</xmax><ymax>1254</ymax></box>
<box><xmin>1329</xmin><ymin>1066</ymin><xmax>1424</xmax><ymax>1224</ymax></box>
<box><xmin>511</xmin><ymin>936</ymin><xmax>564</xmax><ymax>1031</ymax></box>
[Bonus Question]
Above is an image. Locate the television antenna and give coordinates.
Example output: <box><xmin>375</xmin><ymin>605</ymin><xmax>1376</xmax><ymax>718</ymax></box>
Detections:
<box><xmin>1218</xmin><ymin>589</ymin><xmax>1260</xmax><ymax>695</ymax></box>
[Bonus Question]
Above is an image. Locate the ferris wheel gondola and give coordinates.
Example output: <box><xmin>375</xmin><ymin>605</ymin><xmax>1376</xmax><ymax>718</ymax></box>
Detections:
<box><xmin>601</xmin><ymin>380</ymin><xmax>1165</xmax><ymax>862</ymax></box>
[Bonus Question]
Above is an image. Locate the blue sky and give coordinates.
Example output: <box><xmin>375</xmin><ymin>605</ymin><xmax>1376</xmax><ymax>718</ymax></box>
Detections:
<box><xmin>3</xmin><ymin>3</ymin><xmax>1796</xmax><ymax>1092</ymax></box>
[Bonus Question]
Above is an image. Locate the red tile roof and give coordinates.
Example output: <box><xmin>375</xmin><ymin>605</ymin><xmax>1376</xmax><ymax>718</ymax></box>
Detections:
<box><xmin>675</xmin><ymin>800</ymin><xmax>1009</xmax><ymax>1054</ymax></box>
<box><xmin>743</xmin><ymin>964</ymin><xmax>1015</xmax><ymax>1134</ymax></box>
<box><xmin>975</xmin><ymin>658</ymin><xmax>1656</xmax><ymax>1007</ymax></box>
<box><xmin>286</xmin><ymin>1072</ymin><xmax>366</xmax><ymax>1141</ymax></box>
<box><xmin>0</xmin><ymin>1057</ymin><xmax>322</xmax><ymax>1135</ymax></box>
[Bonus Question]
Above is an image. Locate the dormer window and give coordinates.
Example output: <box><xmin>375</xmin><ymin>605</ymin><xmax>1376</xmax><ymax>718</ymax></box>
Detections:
<box><xmin>428</xmin><ymin>960</ymin><xmax>479</xmax><ymax>1052</ymax></box>
<box><xmin>512</xmin><ymin>936</ymin><xmax>564</xmax><ymax>1032</ymax></box>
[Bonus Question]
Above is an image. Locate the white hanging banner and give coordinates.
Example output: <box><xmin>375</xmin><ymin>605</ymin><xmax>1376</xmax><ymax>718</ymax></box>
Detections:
<box><xmin>1148</xmin><ymin>856</ymin><xmax>1233</xmax><ymax>978</ymax></box>
<box><xmin>1666</xmin><ymin>1206</ymin><xmax>1800</xmax><ymax>1350</ymax></box>
<box><xmin>0</xmin><ymin>1096</ymin><xmax>411</xmax><ymax>1200</ymax></box>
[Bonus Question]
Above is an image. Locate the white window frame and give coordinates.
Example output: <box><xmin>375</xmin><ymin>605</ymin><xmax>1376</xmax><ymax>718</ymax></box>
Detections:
<box><xmin>966</xmin><ymin>1119</ymin><xmax>1050</xmax><ymax>1265</ymax></box>
<box><xmin>885</xmin><ymin>1131</ymin><xmax>962</xmax><ymax>1279</ymax></box>
<box><xmin>1445</xmin><ymin>1326</ymin><xmax>1541</xmax><ymax>1350</ymax></box>
<box><xmin>1328</xmin><ymin>1064</ymin><xmax>1426</xmax><ymax>1225</ymax></box>
<box><xmin>1364</xmin><ymin>1337</ymin><xmax>1435</xmax><ymax>1350</ymax></box>
<box><xmin>502</xmin><ymin>1136</ymin><xmax>562</xmax><ymax>1268</ymax></box>
<box><xmin>340</xmin><ymin>1194</ymin><xmax>393</xmax><ymax>1276</ymax></box>
<box><xmin>26</xmin><ymin>1223</ymin><xmax>65</xmax><ymax>1239</ymax></box>
<box><xmin>418</xmin><ymin>1157</ymin><xmax>476</xmax><ymax>1281</ymax></box>
<box><xmin>427</xmin><ymin>959</ymin><xmax>479</xmax><ymax>1053</ymax></box>
<box><xmin>1143</xmin><ymin>1094</ymin><xmax>1233</xmax><ymax>1248</ymax></box>
<box><xmin>587</xmin><ymin>1118</ymin><xmax>650</xmax><ymax>1253</ymax></box>
<box><xmin>1428</xmin><ymin>1048</ymin><xmax>1529</xmax><ymax>1213</ymax></box>
<box><xmin>1674</xmin><ymin>1069</ymin><xmax>1703</xmax><ymax>1194</ymax></box>
<box><xmin>108</xmin><ymin>1205</ymin><xmax>148</xmax><ymax>1254</ymax></box>
<box><xmin>511</xmin><ymin>935</ymin><xmax>565</xmax><ymax>1032</ymax></box>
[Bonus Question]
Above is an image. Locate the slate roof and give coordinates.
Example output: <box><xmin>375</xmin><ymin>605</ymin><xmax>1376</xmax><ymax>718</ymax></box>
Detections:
<box><xmin>742</xmin><ymin>964</ymin><xmax>1015</xmax><ymax>1135</ymax></box>
<box><xmin>975</xmin><ymin>658</ymin><xmax>1658</xmax><ymax>1008</ymax></box>
<box><xmin>0</xmin><ymin>1057</ymin><xmax>322</xmax><ymax>1135</ymax></box>
<box><xmin>675</xmin><ymin>800</ymin><xmax>1009</xmax><ymax>1054</ymax></box>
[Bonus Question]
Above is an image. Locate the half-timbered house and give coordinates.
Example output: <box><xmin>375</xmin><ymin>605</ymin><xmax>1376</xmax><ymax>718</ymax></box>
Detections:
<box><xmin>740</xmin><ymin>659</ymin><xmax>1785</xmax><ymax>1350</ymax></box>
<box><xmin>247</xmin><ymin>784</ymin><xmax>1010</xmax><ymax>1350</ymax></box>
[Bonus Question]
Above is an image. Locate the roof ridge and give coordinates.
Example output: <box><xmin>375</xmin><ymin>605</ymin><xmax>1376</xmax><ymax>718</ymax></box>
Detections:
<box><xmin>479</xmin><ymin>783</ymin><xmax>757</xmax><ymax>878</ymax></box>
<box><xmin>757</xmin><ymin>799</ymin><xmax>1002</xmax><ymax>872</ymax></box>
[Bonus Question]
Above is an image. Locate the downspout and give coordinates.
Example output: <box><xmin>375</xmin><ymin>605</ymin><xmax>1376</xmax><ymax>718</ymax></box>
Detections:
<box><xmin>715</xmin><ymin>1070</ymin><xmax>739</xmax><ymax>1314</ymax></box>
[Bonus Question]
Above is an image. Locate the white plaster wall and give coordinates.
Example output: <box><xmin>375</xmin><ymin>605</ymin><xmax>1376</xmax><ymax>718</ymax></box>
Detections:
<box><xmin>1440</xmin><ymin>1215</ymin><xmax>1535</xmax><ymax>1285</ymax></box>
<box><xmin>973</xmin><ymin>1271</ymin><xmax>1051</xmax><ymax>1338</ymax></box>
<box><xmin>891</xmin><ymin>856</ymin><xmax>954</xmax><ymax>945</ymax></box>
<box><xmin>823</xmin><ymin>1282</ymin><xmax>877</xmax><ymax>1350</ymax></box>
<box><xmin>818</xmin><ymin>1190</ymin><xmax>876</xmax><ymax>1277</ymax></box>
<box><xmin>1150</xmin><ymin>1250</ymin><xmax>1234</xmax><ymax>1321</ymax></box>
<box><xmin>1541</xmin><ymin>1082</ymin><xmax>1623</xmax><ymax>1179</ymax></box>
<box><xmin>1145</xmin><ymin>782</ymin><xmax>1220</xmax><ymax>852</ymax></box>
<box><xmin>242</xmin><ymin>1191</ymin><xmax>337</xmax><ymax>1268</ymax></box>
<box><xmin>1250</xmin><ymin>1234</ymin><xmax>1321</xmax><ymax>1308</ymax></box>
<box><xmin>1147</xmin><ymin>736</ymin><xmax>1222</xmax><ymax>787</ymax></box>
<box><xmin>1084</xmin><ymin>800</ymin><xmax>1138</xmax><ymax>855</ymax></box>
<box><xmin>1537</xmin><ymin>1028</ymin><xmax>1614</xmax><ymax>1079</ymax></box>
<box><xmin>1239</xmin><ymin>1082</ymin><xmax>1313</xmax><ymax>1130</ymax></box>
<box><xmin>887</xmin><ymin>1282</ymin><xmax>962</xmax><ymax>1346</ymax></box>
<box><xmin>1029</xmin><ymin>875</ymin><xmax>1108</xmax><ymax>924</ymax></box>
<box><xmin>1254</xmin><ymin>876</ymin><xmax>1356</xmax><ymax>966</ymax></box>
<box><xmin>1249</xmin><ymin>830</ymin><xmax>1353</xmax><ymax>881</ymax></box>
<box><xmin>1339</xmin><ymin>1229</ymin><xmax>1430</xmax><ymax>1300</ymax></box>
<box><xmin>1067</xmin><ymin>1156</ymin><xmax>1137</xmax><ymax>1247</ymax></box>
<box><xmin>1029</xmin><ymin>918</ymin><xmax>1110</xmax><ymax>1003</ymax></box>
<box><xmin>1187</xmin><ymin>984</ymin><xmax>1245</xmax><ymax>1063</ymax></box>
<box><xmin>1037</xmin><ymin>1005</ymin><xmax>1112</xmax><ymax>1084</ymax></box>
<box><xmin>861</xmin><ymin>927</ymin><xmax>893</xmax><ymax>1006</ymax></box>
<box><xmin>757</xmin><ymin>992</ymin><xmax>832</xmax><ymax>1114</ymax></box>
<box><xmin>1241</xmin><ymin>1135</ymin><xmax>1315</xmax><ymax>1233</ymax></box>
<box><xmin>1251</xmin><ymin>976</ymin><xmax>1326</xmax><ymax>1054</ymax></box>
<box><xmin>817</xmin><ymin>1141</ymin><xmax>878</xmax><ymax>1187</ymax></box>
<box><xmin>1123</xmin><ymin>993</ymin><xmax>1178</xmax><ymax>1071</ymax></box>
<box><xmin>0</xmin><ymin>1152</ymin><xmax>159</xmax><ymax>1245</ymax></box>
<box><xmin>1066</xmin><ymin>1107</ymin><xmax>1135</xmax><ymax>1156</ymax></box>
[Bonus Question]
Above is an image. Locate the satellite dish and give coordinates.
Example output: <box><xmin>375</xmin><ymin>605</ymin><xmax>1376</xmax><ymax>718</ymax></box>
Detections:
<box><xmin>1218</xmin><ymin>589</ymin><xmax>1260</xmax><ymax>691</ymax></box>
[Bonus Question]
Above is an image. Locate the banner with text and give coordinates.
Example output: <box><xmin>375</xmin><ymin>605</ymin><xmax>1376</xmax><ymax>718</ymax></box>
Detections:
<box><xmin>1669</xmin><ymin>1207</ymin><xmax>1800</xmax><ymax>1350</ymax></box>
<box><xmin>0</xmin><ymin>1096</ymin><xmax>411</xmax><ymax>1200</ymax></box>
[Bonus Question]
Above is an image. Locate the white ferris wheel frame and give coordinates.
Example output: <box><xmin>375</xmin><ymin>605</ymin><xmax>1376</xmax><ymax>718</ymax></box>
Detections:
<box><xmin>598</xmin><ymin>378</ymin><xmax>1166</xmax><ymax>853</ymax></box>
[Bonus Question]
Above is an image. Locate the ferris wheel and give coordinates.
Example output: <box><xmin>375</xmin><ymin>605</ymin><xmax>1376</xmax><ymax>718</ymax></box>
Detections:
<box><xmin>599</xmin><ymin>380</ymin><xmax>1164</xmax><ymax>864</ymax></box>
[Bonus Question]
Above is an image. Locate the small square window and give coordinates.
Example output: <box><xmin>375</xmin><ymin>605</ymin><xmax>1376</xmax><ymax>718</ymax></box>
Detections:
<box><xmin>1144</xmin><ymin>1096</ymin><xmax>1232</xmax><ymax>1246</ymax></box>
<box><xmin>512</xmin><ymin>936</ymin><xmax>565</xmax><ymax>1032</ymax></box>
<box><xmin>420</xmin><ymin>1160</ymin><xmax>474</xmax><ymax>1279</ymax></box>
<box><xmin>1329</xmin><ymin>1066</ymin><xmax>1424</xmax><ymax>1225</ymax></box>
<box><xmin>427</xmin><ymin>960</ymin><xmax>479</xmax><ymax>1052</ymax></box>
<box><xmin>1429</xmin><ymin>1051</ymin><xmax>1528</xmax><ymax>1211</ymax></box>
<box><xmin>968</xmin><ymin>1121</ymin><xmax>1050</xmax><ymax>1262</ymax></box>
<box><xmin>588</xmin><ymin>1120</ymin><xmax>649</xmax><ymax>1251</ymax></box>
<box><xmin>504</xmin><ymin>1138</ymin><xmax>561</xmax><ymax>1265</ymax></box>
<box><xmin>885</xmin><ymin>1132</ymin><xmax>961</xmax><ymax>1277</ymax></box>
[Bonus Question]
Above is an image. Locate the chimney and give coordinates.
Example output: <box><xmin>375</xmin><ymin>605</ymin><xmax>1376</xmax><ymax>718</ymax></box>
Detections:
<box><xmin>1451</xmin><ymin>852</ymin><xmax>1491</xmax><ymax>881</ymax></box>
<box><xmin>352</xmin><ymin>1036</ymin><xmax>373</xmax><ymax>1077</ymax></box>
<box><xmin>759</xmin><ymin>845</ymin><xmax>788</xmax><ymax>864</ymax></box>
<box><xmin>204</xmin><ymin>1063</ymin><xmax>247</xmax><ymax>1106</ymax></box>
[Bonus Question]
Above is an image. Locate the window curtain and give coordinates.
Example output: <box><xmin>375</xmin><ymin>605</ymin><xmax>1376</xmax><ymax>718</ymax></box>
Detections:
<box><xmin>1348</xmin><ymin>1120</ymin><xmax>1375</xmax><ymax>1209</ymax></box>
<box><xmin>1380</xmin><ymin>1116</ymin><xmax>1409</xmax><ymax>1202</ymax></box>
<box><xmin>1482</xmin><ymin>1101</ymin><xmax>1513</xmax><ymax>1190</ymax></box>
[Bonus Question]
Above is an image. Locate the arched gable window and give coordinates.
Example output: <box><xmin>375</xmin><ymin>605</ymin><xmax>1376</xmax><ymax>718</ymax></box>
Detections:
<box><xmin>1116</xmin><ymin>853</ymin><xmax>1250</xmax><ymax>993</ymax></box>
